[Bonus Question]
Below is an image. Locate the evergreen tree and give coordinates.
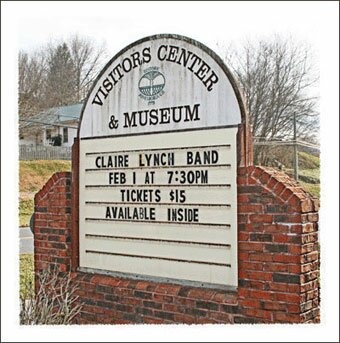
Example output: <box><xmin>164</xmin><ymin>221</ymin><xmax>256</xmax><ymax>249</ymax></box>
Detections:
<box><xmin>45</xmin><ymin>43</ymin><xmax>77</xmax><ymax>107</ymax></box>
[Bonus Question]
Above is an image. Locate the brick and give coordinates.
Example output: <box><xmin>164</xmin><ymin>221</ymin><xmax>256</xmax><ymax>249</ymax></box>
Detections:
<box><xmin>249</xmin><ymin>254</ymin><xmax>273</xmax><ymax>262</ymax></box>
<box><xmin>281</xmin><ymin>188</ymin><xmax>294</xmax><ymax>201</ymax></box>
<box><xmin>196</xmin><ymin>300</ymin><xmax>218</xmax><ymax>311</ymax></box>
<box><xmin>273</xmin><ymin>273</ymin><xmax>300</xmax><ymax>284</ymax></box>
<box><xmin>249</xmin><ymin>214</ymin><xmax>273</xmax><ymax>223</ymax></box>
<box><xmin>135</xmin><ymin>281</ymin><xmax>151</xmax><ymax>290</ymax></box>
<box><xmin>300</xmin><ymin>280</ymin><xmax>319</xmax><ymax>293</ymax></box>
<box><xmin>154</xmin><ymin>311</ymin><xmax>175</xmax><ymax>321</ymax></box>
<box><xmin>260</xmin><ymin>301</ymin><xmax>286</xmax><ymax>311</ymax></box>
<box><xmin>272</xmin><ymin>234</ymin><xmax>289</xmax><ymax>243</ymax></box>
<box><xmin>300</xmin><ymin>308</ymin><xmax>320</xmax><ymax>322</ymax></box>
<box><xmin>300</xmin><ymin>251</ymin><xmax>319</xmax><ymax>263</ymax></box>
<box><xmin>246</xmin><ymin>271</ymin><xmax>272</xmax><ymax>281</ymax></box>
<box><xmin>238</xmin><ymin>185</ymin><xmax>263</xmax><ymax>194</ymax></box>
<box><xmin>123</xmin><ymin>313</ymin><xmax>141</xmax><ymax>323</ymax></box>
<box><xmin>259</xmin><ymin>172</ymin><xmax>271</xmax><ymax>186</ymax></box>
<box><xmin>243</xmin><ymin>308</ymin><xmax>273</xmax><ymax>321</ymax></box>
<box><xmin>143</xmin><ymin>316</ymin><xmax>164</xmax><ymax>324</ymax></box>
<box><xmin>173</xmin><ymin>313</ymin><xmax>196</xmax><ymax>324</ymax></box>
<box><xmin>264</xmin><ymin>244</ymin><xmax>288</xmax><ymax>253</ymax></box>
<box><xmin>187</xmin><ymin>288</ymin><xmax>215</xmax><ymax>300</ymax></box>
<box><xmin>239</xmin><ymin>261</ymin><xmax>263</xmax><ymax>271</ymax></box>
<box><xmin>238</xmin><ymin>232</ymin><xmax>249</xmax><ymax>241</ymax></box>
<box><xmin>220</xmin><ymin>304</ymin><xmax>239</xmax><ymax>313</ymax></box>
<box><xmin>154</xmin><ymin>284</ymin><xmax>180</xmax><ymax>295</ymax></box>
<box><xmin>36</xmin><ymin>207</ymin><xmax>47</xmax><ymax>213</ymax></box>
<box><xmin>312</xmin><ymin>198</ymin><xmax>320</xmax><ymax>211</ymax></box>
<box><xmin>177</xmin><ymin>286</ymin><xmax>191</xmax><ymax>297</ymax></box>
<box><xmin>275</xmin><ymin>293</ymin><xmax>300</xmax><ymax>303</ymax></box>
<box><xmin>115</xmin><ymin>304</ymin><xmax>133</xmax><ymax>312</ymax></box>
<box><xmin>238</xmin><ymin>204</ymin><xmax>263</xmax><ymax>213</ymax></box>
<box><xmin>234</xmin><ymin>316</ymin><xmax>261</xmax><ymax>324</ymax></box>
<box><xmin>96</xmin><ymin>284</ymin><xmax>112</xmax><ymax>293</ymax></box>
<box><xmin>307</xmin><ymin>213</ymin><xmax>319</xmax><ymax>222</ymax></box>
<box><xmin>135</xmin><ymin>307</ymin><xmax>153</xmax><ymax>316</ymax></box>
<box><xmin>301</xmin><ymin>233</ymin><xmax>318</xmax><ymax>244</ymax></box>
<box><xmin>238</xmin><ymin>279</ymin><xmax>265</xmax><ymax>290</ymax></box>
<box><xmin>266</xmin><ymin>177</ymin><xmax>279</xmax><ymax>190</ymax></box>
<box><xmin>96</xmin><ymin>300</ymin><xmax>114</xmax><ymax>309</ymax></box>
<box><xmin>247</xmin><ymin>290</ymin><xmax>275</xmax><ymax>301</ymax></box>
<box><xmin>300</xmin><ymin>301</ymin><xmax>314</xmax><ymax>312</ymax></box>
<box><xmin>301</xmin><ymin>199</ymin><xmax>313</xmax><ymax>212</ymax></box>
<box><xmin>238</xmin><ymin>299</ymin><xmax>260</xmax><ymax>308</ymax></box>
<box><xmin>120</xmin><ymin>297</ymin><xmax>142</xmax><ymax>306</ymax></box>
<box><xmin>251</xmin><ymin>167</ymin><xmax>265</xmax><ymax>179</ymax></box>
<box><xmin>237</xmin><ymin>214</ymin><xmax>248</xmax><ymax>224</ymax></box>
<box><xmin>301</xmin><ymin>271</ymin><xmax>319</xmax><ymax>283</ymax></box>
<box><xmin>210</xmin><ymin>292</ymin><xmax>238</xmax><ymax>304</ymax></box>
<box><xmin>210</xmin><ymin>312</ymin><xmax>233</xmax><ymax>323</ymax></box>
<box><xmin>263</xmin><ymin>263</ymin><xmax>288</xmax><ymax>273</ymax></box>
<box><xmin>249</xmin><ymin>233</ymin><xmax>272</xmax><ymax>242</ymax></box>
<box><xmin>143</xmin><ymin>300</ymin><xmax>162</xmax><ymax>309</ymax></box>
<box><xmin>272</xmin><ymin>255</ymin><xmax>300</xmax><ymax>263</ymax></box>
<box><xmin>184</xmin><ymin>308</ymin><xmax>207</xmax><ymax>318</ymax></box>
<box><xmin>302</xmin><ymin>223</ymin><xmax>317</xmax><ymax>233</ymax></box>
<box><xmin>266</xmin><ymin>204</ymin><xmax>287</xmax><ymax>213</ymax></box>
<box><xmin>239</xmin><ymin>242</ymin><xmax>264</xmax><ymax>252</ymax></box>
<box><xmin>104</xmin><ymin>294</ymin><xmax>119</xmax><ymax>302</ymax></box>
<box><xmin>174</xmin><ymin>297</ymin><xmax>196</xmax><ymax>307</ymax></box>
<box><xmin>114</xmin><ymin>288</ymin><xmax>133</xmax><ymax>297</ymax></box>
<box><xmin>273</xmin><ymin>182</ymin><xmax>286</xmax><ymax>197</ymax></box>
<box><xmin>274</xmin><ymin>312</ymin><xmax>300</xmax><ymax>323</ymax></box>
<box><xmin>237</xmin><ymin>194</ymin><xmax>249</xmax><ymax>202</ymax></box>
<box><xmin>153</xmin><ymin>294</ymin><xmax>173</xmax><ymax>303</ymax></box>
<box><xmin>134</xmin><ymin>290</ymin><xmax>152</xmax><ymax>299</ymax></box>
<box><xmin>163</xmin><ymin>303</ymin><xmax>182</xmax><ymax>313</ymax></box>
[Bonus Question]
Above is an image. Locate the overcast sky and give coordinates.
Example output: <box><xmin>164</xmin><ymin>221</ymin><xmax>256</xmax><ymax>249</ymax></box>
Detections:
<box><xmin>1</xmin><ymin>2</ymin><xmax>339</xmax><ymax>342</ymax></box>
<box><xmin>14</xmin><ymin>1</ymin><xmax>327</xmax><ymax>57</ymax></box>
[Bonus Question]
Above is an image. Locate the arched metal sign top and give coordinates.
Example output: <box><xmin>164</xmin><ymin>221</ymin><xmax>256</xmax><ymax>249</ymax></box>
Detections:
<box><xmin>78</xmin><ymin>34</ymin><xmax>246</xmax><ymax>139</ymax></box>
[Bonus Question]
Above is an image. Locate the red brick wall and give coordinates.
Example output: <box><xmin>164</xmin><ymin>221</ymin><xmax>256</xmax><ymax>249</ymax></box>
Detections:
<box><xmin>33</xmin><ymin>167</ymin><xmax>320</xmax><ymax>324</ymax></box>
<box><xmin>237</xmin><ymin>166</ymin><xmax>320</xmax><ymax>323</ymax></box>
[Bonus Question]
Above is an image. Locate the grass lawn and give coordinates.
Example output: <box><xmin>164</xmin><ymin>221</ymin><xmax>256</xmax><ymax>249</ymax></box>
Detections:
<box><xmin>19</xmin><ymin>199</ymin><xmax>34</xmax><ymax>227</ymax></box>
<box><xmin>285</xmin><ymin>168</ymin><xmax>320</xmax><ymax>198</ymax></box>
<box><xmin>19</xmin><ymin>160</ymin><xmax>71</xmax><ymax>226</ymax></box>
<box><xmin>20</xmin><ymin>254</ymin><xmax>34</xmax><ymax>299</ymax></box>
<box><xmin>19</xmin><ymin>160</ymin><xmax>71</xmax><ymax>194</ymax></box>
<box><xmin>299</xmin><ymin>181</ymin><xmax>320</xmax><ymax>198</ymax></box>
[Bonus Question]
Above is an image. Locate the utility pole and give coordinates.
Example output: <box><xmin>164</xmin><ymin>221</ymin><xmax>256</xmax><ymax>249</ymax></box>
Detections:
<box><xmin>293</xmin><ymin>113</ymin><xmax>298</xmax><ymax>181</ymax></box>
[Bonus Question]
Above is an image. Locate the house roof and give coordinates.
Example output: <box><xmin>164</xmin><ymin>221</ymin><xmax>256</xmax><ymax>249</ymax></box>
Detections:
<box><xmin>20</xmin><ymin>103</ymin><xmax>83</xmax><ymax>129</ymax></box>
<box><xmin>47</xmin><ymin>103</ymin><xmax>83</xmax><ymax>122</ymax></box>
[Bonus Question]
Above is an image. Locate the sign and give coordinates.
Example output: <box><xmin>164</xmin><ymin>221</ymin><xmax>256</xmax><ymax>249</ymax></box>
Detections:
<box><xmin>78</xmin><ymin>34</ymin><xmax>245</xmax><ymax>287</ymax></box>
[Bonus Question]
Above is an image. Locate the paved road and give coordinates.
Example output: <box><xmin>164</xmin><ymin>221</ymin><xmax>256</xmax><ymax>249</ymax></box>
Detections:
<box><xmin>20</xmin><ymin>227</ymin><xmax>34</xmax><ymax>254</ymax></box>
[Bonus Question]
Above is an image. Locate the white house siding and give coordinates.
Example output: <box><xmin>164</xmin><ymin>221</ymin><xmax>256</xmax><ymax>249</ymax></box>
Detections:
<box><xmin>65</xmin><ymin>127</ymin><xmax>78</xmax><ymax>147</ymax></box>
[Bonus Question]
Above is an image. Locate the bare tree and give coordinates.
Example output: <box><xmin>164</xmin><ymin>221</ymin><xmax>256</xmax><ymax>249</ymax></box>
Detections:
<box><xmin>18</xmin><ymin>50</ymin><xmax>47</xmax><ymax>118</ymax></box>
<box><xmin>68</xmin><ymin>34</ymin><xmax>107</xmax><ymax>102</ymax></box>
<box><xmin>18</xmin><ymin>34</ymin><xmax>107</xmax><ymax>140</ymax></box>
<box><xmin>224</xmin><ymin>36</ymin><xmax>319</xmax><ymax>163</ymax></box>
<box><xmin>18</xmin><ymin>34</ymin><xmax>107</xmax><ymax>117</ymax></box>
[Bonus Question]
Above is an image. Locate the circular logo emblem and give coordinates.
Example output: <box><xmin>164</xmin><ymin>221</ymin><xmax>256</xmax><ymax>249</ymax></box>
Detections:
<box><xmin>138</xmin><ymin>67</ymin><xmax>165</xmax><ymax>104</ymax></box>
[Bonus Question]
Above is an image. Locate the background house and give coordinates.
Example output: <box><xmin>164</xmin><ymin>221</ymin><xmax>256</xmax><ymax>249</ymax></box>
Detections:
<box><xmin>19</xmin><ymin>103</ymin><xmax>82</xmax><ymax>147</ymax></box>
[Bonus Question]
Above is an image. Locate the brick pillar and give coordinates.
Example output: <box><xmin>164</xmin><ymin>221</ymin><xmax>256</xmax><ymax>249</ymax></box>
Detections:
<box><xmin>34</xmin><ymin>172</ymin><xmax>72</xmax><ymax>273</ymax></box>
<box><xmin>237</xmin><ymin>166</ymin><xmax>320</xmax><ymax>323</ymax></box>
